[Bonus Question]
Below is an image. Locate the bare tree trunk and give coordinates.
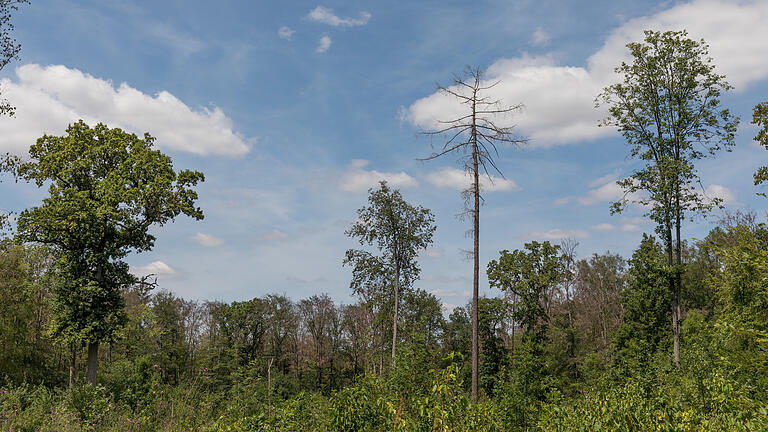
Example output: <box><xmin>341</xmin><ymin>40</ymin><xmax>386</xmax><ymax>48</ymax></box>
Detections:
<box><xmin>471</xmin><ymin>89</ymin><xmax>480</xmax><ymax>402</ymax></box>
<box><xmin>86</xmin><ymin>341</ymin><xmax>98</xmax><ymax>385</ymax></box>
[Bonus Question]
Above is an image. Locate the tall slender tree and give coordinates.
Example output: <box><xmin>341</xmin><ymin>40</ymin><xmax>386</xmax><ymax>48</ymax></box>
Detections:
<box><xmin>597</xmin><ymin>30</ymin><xmax>738</xmax><ymax>368</ymax></box>
<box><xmin>419</xmin><ymin>67</ymin><xmax>526</xmax><ymax>400</ymax></box>
<box><xmin>344</xmin><ymin>181</ymin><xmax>435</xmax><ymax>361</ymax></box>
<box><xmin>14</xmin><ymin>121</ymin><xmax>204</xmax><ymax>384</ymax></box>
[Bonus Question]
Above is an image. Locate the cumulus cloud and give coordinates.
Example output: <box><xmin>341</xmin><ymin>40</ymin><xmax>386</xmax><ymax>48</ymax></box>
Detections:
<box><xmin>524</xmin><ymin>228</ymin><xmax>589</xmax><ymax>241</ymax></box>
<box><xmin>189</xmin><ymin>232</ymin><xmax>224</xmax><ymax>247</ymax></box>
<box><xmin>530</xmin><ymin>27</ymin><xmax>551</xmax><ymax>46</ymax></box>
<box><xmin>278</xmin><ymin>26</ymin><xmax>295</xmax><ymax>40</ymax></box>
<box><xmin>131</xmin><ymin>260</ymin><xmax>179</xmax><ymax>279</ymax></box>
<box><xmin>0</xmin><ymin>64</ymin><xmax>249</xmax><ymax>156</ymax></box>
<box><xmin>405</xmin><ymin>0</ymin><xmax>768</xmax><ymax>147</ymax></box>
<box><xmin>555</xmin><ymin>172</ymin><xmax>638</xmax><ymax>207</ymax></box>
<box><xmin>338</xmin><ymin>159</ymin><xmax>418</xmax><ymax>192</ymax></box>
<box><xmin>425</xmin><ymin>167</ymin><xmax>519</xmax><ymax>192</ymax></box>
<box><xmin>307</xmin><ymin>6</ymin><xmax>371</xmax><ymax>27</ymax></box>
<box><xmin>316</xmin><ymin>34</ymin><xmax>332</xmax><ymax>53</ymax></box>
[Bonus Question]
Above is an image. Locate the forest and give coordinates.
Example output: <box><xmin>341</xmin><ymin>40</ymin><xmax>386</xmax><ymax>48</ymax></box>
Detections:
<box><xmin>2</xmin><ymin>1</ymin><xmax>768</xmax><ymax>431</ymax></box>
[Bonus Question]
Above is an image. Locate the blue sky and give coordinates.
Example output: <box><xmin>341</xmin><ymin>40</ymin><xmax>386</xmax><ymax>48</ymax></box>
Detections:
<box><xmin>1</xmin><ymin>0</ymin><xmax>766</xmax><ymax>310</ymax></box>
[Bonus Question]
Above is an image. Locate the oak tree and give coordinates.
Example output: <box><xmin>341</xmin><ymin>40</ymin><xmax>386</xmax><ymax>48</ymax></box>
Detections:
<box><xmin>14</xmin><ymin>120</ymin><xmax>204</xmax><ymax>385</ymax></box>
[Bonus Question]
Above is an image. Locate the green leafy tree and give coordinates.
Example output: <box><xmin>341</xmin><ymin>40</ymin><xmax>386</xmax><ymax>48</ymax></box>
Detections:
<box><xmin>477</xmin><ymin>297</ymin><xmax>508</xmax><ymax>398</ymax></box>
<box><xmin>0</xmin><ymin>0</ymin><xmax>28</xmax><ymax>116</ymax></box>
<box><xmin>344</xmin><ymin>181</ymin><xmax>435</xmax><ymax>360</ymax></box>
<box><xmin>615</xmin><ymin>235</ymin><xmax>671</xmax><ymax>371</ymax></box>
<box><xmin>487</xmin><ymin>241</ymin><xmax>562</xmax><ymax>344</ymax></box>
<box><xmin>597</xmin><ymin>30</ymin><xmax>738</xmax><ymax>368</ymax></box>
<box><xmin>419</xmin><ymin>67</ymin><xmax>526</xmax><ymax>401</ymax></box>
<box><xmin>752</xmin><ymin>102</ymin><xmax>768</xmax><ymax>196</ymax></box>
<box><xmin>14</xmin><ymin>120</ymin><xmax>204</xmax><ymax>385</ymax></box>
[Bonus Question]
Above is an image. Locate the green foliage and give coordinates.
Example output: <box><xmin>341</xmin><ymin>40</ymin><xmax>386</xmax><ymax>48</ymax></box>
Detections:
<box><xmin>344</xmin><ymin>181</ymin><xmax>436</xmax><ymax>359</ymax></box>
<box><xmin>13</xmin><ymin>121</ymin><xmax>204</xmax><ymax>371</ymax></box>
<box><xmin>615</xmin><ymin>235</ymin><xmax>672</xmax><ymax>370</ymax></box>
<box><xmin>753</xmin><ymin>102</ymin><xmax>768</xmax><ymax>196</ymax></box>
<box><xmin>487</xmin><ymin>241</ymin><xmax>562</xmax><ymax>343</ymax></box>
<box><xmin>344</xmin><ymin>181</ymin><xmax>436</xmax><ymax>301</ymax></box>
<box><xmin>0</xmin><ymin>0</ymin><xmax>28</xmax><ymax>116</ymax></box>
<box><xmin>598</xmin><ymin>29</ymin><xmax>738</xmax><ymax>224</ymax></box>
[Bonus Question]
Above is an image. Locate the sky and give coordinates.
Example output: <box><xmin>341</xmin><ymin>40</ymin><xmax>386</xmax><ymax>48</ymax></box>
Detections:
<box><xmin>0</xmin><ymin>0</ymin><xmax>766</xmax><ymax>311</ymax></box>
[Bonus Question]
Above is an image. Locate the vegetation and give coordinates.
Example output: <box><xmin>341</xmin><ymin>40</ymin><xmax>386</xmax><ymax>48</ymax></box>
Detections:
<box><xmin>1</xmin><ymin>21</ymin><xmax>767</xmax><ymax>432</ymax></box>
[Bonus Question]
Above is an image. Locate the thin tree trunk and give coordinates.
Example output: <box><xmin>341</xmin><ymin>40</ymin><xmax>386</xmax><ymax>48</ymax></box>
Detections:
<box><xmin>69</xmin><ymin>343</ymin><xmax>76</xmax><ymax>388</ymax></box>
<box><xmin>86</xmin><ymin>341</ymin><xmax>99</xmax><ymax>385</ymax></box>
<box><xmin>471</xmin><ymin>87</ymin><xmax>480</xmax><ymax>402</ymax></box>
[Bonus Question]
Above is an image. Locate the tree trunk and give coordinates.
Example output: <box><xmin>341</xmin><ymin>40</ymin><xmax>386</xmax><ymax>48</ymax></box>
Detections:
<box><xmin>69</xmin><ymin>343</ymin><xmax>76</xmax><ymax>388</ymax></box>
<box><xmin>471</xmin><ymin>98</ymin><xmax>480</xmax><ymax>403</ymax></box>
<box><xmin>392</xmin><ymin>266</ymin><xmax>400</xmax><ymax>359</ymax></box>
<box><xmin>86</xmin><ymin>341</ymin><xmax>99</xmax><ymax>385</ymax></box>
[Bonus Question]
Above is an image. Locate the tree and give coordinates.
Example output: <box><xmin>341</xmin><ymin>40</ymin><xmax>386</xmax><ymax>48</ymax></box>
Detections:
<box><xmin>752</xmin><ymin>102</ymin><xmax>768</xmax><ymax>196</ymax></box>
<box><xmin>615</xmin><ymin>235</ymin><xmax>671</xmax><ymax>370</ymax></box>
<box><xmin>344</xmin><ymin>181</ymin><xmax>435</xmax><ymax>361</ymax></box>
<box><xmin>487</xmin><ymin>241</ymin><xmax>562</xmax><ymax>345</ymax></box>
<box><xmin>420</xmin><ymin>67</ymin><xmax>526</xmax><ymax>400</ymax></box>
<box><xmin>14</xmin><ymin>120</ymin><xmax>204</xmax><ymax>385</ymax></box>
<box><xmin>299</xmin><ymin>294</ymin><xmax>335</xmax><ymax>391</ymax></box>
<box><xmin>597</xmin><ymin>30</ymin><xmax>738</xmax><ymax>368</ymax></box>
<box><xmin>0</xmin><ymin>0</ymin><xmax>28</xmax><ymax>116</ymax></box>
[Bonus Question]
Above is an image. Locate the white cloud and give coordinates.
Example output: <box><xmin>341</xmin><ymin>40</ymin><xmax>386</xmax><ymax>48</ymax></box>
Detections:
<box><xmin>316</xmin><ymin>34</ymin><xmax>332</xmax><ymax>53</ymax></box>
<box><xmin>131</xmin><ymin>260</ymin><xmax>179</xmax><ymax>279</ymax></box>
<box><xmin>278</xmin><ymin>26</ymin><xmax>295</xmax><ymax>40</ymax></box>
<box><xmin>591</xmin><ymin>223</ymin><xmax>617</xmax><ymax>232</ymax></box>
<box><xmin>702</xmin><ymin>184</ymin><xmax>735</xmax><ymax>205</ymax></box>
<box><xmin>530</xmin><ymin>27</ymin><xmax>551</xmax><ymax>46</ymax></box>
<box><xmin>189</xmin><ymin>232</ymin><xmax>224</xmax><ymax>247</ymax></box>
<box><xmin>621</xmin><ymin>223</ymin><xmax>641</xmax><ymax>232</ymax></box>
<box><xmin>590</xmin><ymin>222</ymin><xmax>641</xmax><ymax>232</ymax></box>
<box><xmin>425</xmin><ymin>167</ymin><xmax>519</xmax><ymax>192</ymax></box>
<box><xmin>307</xmin><ymin>6</ymin><xmax>371</xmax><ymax>27</ymax></box>
<box><xmin>0</xmin><ymin>64</ymin><xmax>249</xmax><ymax>156</ymax></box>
<box><xmin>588</xmin><ymin>170</ymin><xmax>621</xmax><ymax>188</ymax></box>
<box><xmin>422</xmin><ymin>246</ymin><xmax>444</xmax><ymax>259</ymax></box>
<box><xmin>405</xmin><ymin>0</ymin><xmax>768</xmax><ymax>147</ymax></box>
<box><xmin>524</xmin><ymin>228</ymin><xmax>589</xmax><ymax>241</ymax></box>
<box><xmin>262</xmin><ymin>229</ymin><xmax>289</xmax><ymax>242</ymax></box>
<box><xmin>555</xmin><ymin>172</ymin><xmax>638</xmax><ymax>207</ymax></box>
<box><xmin>338</xmin><ymin>159</ymin><xmax>418</xmax><ymax>192</ymax></box>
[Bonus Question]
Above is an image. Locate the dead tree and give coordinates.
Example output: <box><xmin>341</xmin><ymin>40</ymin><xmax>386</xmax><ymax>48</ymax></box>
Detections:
<box><xmin>419</xmin><ymin>66</ymin><xmax>526</xmax><ymax>401</ymax></box>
